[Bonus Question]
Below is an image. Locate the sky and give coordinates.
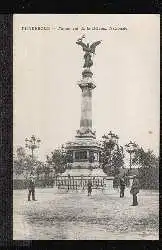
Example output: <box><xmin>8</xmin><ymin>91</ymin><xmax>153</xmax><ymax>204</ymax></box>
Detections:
<box><xmin>13</xmin><ymin>14</ymin><xmax>160</xmax><ymax>162</ymax></box>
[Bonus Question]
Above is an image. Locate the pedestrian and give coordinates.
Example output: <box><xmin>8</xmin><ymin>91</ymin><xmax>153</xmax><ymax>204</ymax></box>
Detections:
<box><xmin>124</xmin><ymin>172</ymin><xmax>130</xmax><ymax>187</ymax></box>
<box><xmin>130</xmin><ymin>176</ymin><xmax>140</xmax><ymax>206</ymax></box>
<box><xmin>27</xmin><ymin>173</ymin><xmax>37</xmax><ymax>201</ymax></box>
<box><xmin>113</xmin><ymin>175</ymin><xmax>120</xmax><ymax>190</ymax></box>
<box><xmin>119</xmin><ymin>176</ymin><xmax>126</xmax><ymax>198</ymax></box>
<box><xmin>87</xmin><ymin>179</ymin><xmax>92</xmax><ymax>196</ymax></box>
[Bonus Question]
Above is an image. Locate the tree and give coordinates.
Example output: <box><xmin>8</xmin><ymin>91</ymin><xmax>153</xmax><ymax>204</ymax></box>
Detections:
<box><xmin>13</xmin><ymin>146</ymin><xmax>44</xmax><ymax>178</ymax></box>
<box><xmin>132</xmin><ymin>147</ymin><xmax>159</xmax><ymax>189</ymax></box>
<box><xmin>13</xmin><ymin>146</ymin><xmax>27</xmax><ymax>176</ymax></box>
<box><xmin>132</xmin><ymin>147</ymin><xmax>159</xmax><ymax>168</ymax></box>
<box><xmin>34</xmin><ymin>161</ymin><xmax>45</xmax><ymax>179</ymax></box>
<box><xmin>111</xmin><ymin>147</ymin><xmax>124</xmax><ymax>175</ymax></box>
<box><xmin>46</xmin><ymin>147</ymin><xmax>67</xmax><ymax>174</ymax></box>
<box><xmin>16</xmin><ymin>146</ymin><xmax>26</xmax><ymax>159</ymax></box>
<box><xmin>100</xmin><ymin>134</ymin><xmax>124</xmax><ymax>176</ymax></box>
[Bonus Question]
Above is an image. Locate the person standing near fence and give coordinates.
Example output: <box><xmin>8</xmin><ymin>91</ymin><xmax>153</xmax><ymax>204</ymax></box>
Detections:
<box><xmin>124</xmin><ymin>172</ymin><xmax>130</xmax><ymax>187</ymax></box>
<box><xmin>113</xmin><ymin>175</ymin><xmax>120</xmax><ymax>190</ymax></box>
<box><xmin>27</xmin><ymin>173</ymin><xmax>37</xmax><ymax>201</ymax></box>
<box><xmin>87</xmin><ymin>179</ymin><xmax>92</xmax><ymax>196</ymax></box>
<box><xmin>130</xmin><ymin>176</ymin><xmax>140</xmax><ymax>206</ymax></box>
<box><xmin>119</xmin><ymin>177</ymin><xmax>126</xmax><ymax>198</ymax></box>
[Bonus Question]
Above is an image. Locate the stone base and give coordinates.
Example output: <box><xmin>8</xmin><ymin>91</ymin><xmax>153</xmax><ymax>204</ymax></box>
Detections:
<box><xmin>61</xmin><ymin>167</ymin><xmax>107</xmax><ymax>177</ymax></box>
<box><xmin>90</xmin><ymin>168</ymin><xmax>107</xmax><ymax>177</ymax></box>
<box><xmin>61</xmin><ymin>168</ymin><xmax>92</xmax><ymax>176</ymax></box>
<box><xmin>72</xmin><ymin>161</ymin><xmax>100</xmax><ymax>169</ymax></box>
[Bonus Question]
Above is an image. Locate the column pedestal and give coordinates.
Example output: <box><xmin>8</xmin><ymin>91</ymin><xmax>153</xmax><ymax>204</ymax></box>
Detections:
<box><xmin>64</xmin><ymin>68</ymin><xmax>105</xmax><ymax>177</ymax></box>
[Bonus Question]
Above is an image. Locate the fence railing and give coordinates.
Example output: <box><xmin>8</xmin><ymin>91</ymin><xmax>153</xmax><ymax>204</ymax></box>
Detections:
<box><xmin>13</xmin><ymin>175</ymin><xmax>115</xmax><ymax>190</ymax></box>
<box><xmin>54</xmin><ymin>176</ymin><xmax>106</xmax><ymax>190</ymax></box>
<box><xmin>13</xmin><ymin>175</ymin><xmax>135</xmax><ymax>190</ymax></box>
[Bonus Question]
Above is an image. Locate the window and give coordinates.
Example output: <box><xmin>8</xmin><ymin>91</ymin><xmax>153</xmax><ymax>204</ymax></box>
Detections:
<box><xmin>75</xmin><ymin>152</ymin><xmax>80</xmax><ymax>160</ymax></box>
<box><xmin>75</xmin><ymin>151</ymin><xmax>87</xmax><ymax>160</ymax></box>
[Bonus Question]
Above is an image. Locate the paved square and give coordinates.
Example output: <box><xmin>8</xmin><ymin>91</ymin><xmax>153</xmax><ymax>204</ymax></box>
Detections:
<box><xmin>13</xmin><ymin>187</ymin><xmax>159</xmax><ymax>240</ymax></box>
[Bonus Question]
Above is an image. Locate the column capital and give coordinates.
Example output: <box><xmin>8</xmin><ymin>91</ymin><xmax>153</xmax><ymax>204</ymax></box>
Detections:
<box><xmin>77</xmin><ymin>79</ymin><xmax>96</xmax><ymax>90</ymax></box>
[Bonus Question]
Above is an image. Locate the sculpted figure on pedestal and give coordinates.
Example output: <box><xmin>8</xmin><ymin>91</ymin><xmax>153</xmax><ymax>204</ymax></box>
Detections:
<box><xmin>76</xmin><ymin>35</ymin><xmax>102</xmax><ymax>69</ymax></box>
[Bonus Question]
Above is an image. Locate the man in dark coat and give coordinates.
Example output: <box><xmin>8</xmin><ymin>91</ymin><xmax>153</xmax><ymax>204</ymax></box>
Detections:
<box><xmin>130</xmin><ymin>176</ymin><xmax>140</xmax><ymax>206</ymax></box>
<box><xmin>113</xmin><ymin>175</ymin><xmax>120</xmax><ymax>189</ymax></box>
<box><xmin>28</xmin><ymin>174</ymin><xmax>37</xmax><ymax>201</ymax></box>
<box><xmin>119</xmin><ymin>177</ymin><xmax>126</xmax><ymax>198</ymax></box>
<box><xmin>124</xmin><ymin>172</ymin><xmax>130</xmax><ymax>187</ymax></box>
<box><xmin>87</xmin><ymin>179</ymin><xmax>92</xmax><ymax>196</ymax></box>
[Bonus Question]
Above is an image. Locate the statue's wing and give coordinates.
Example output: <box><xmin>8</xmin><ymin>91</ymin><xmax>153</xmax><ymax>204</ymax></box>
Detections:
<box><xmin>76</xmin><ymin>40</ymin><xmax>87</xmax><ymax>51</ymax></box>
<box><xmin>90</xmin><ymin>40</ymin><xmax>102</xmax><ymax>53</ymax></box>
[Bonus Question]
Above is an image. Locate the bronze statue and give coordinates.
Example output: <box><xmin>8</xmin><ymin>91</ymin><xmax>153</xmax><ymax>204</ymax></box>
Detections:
<box><xmin>76</xmin><ymin>35</ymin><xmax>102</xmax><ymax>68</ymax></box>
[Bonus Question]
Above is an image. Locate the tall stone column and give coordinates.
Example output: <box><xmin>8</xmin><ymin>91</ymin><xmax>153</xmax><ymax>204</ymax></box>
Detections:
<box><xmin>80</xmin><ymin>86</ymin><xmax>92</xmax><ymax>130</ymax></box>
<box><xmin>76</xmin><ymin>69</ymin><xmax>96</xmax><ymax>138</ymax></box>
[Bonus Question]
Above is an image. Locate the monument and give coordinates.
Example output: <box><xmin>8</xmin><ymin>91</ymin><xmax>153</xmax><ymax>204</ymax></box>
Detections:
<box><xmin>63</xmin><ymin>36</ymin><xmax>106</xmax><ymax>177</ymax></box>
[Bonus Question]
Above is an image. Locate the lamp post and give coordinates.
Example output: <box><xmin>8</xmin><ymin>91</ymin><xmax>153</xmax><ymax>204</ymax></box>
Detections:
<box><xmin>61</xmin><ymin>144</ymin><xmax>67</xmax><ymax>171</ymax></box>
<box><xmin>46</xmin><ymin>155</ymin><xmax>56</xmax><ymax>184</ymax></box>
<box><xmin>61</xmin><ymin>144</ymin><xmax>66</xmax><ymax>159</ymax></box>
<box><xmin>25</xmin><ymin>135</ymin><xmax>41</xmax><ymax>160</ymax></box>
<box><xmin>107</xmin><ymin>131</ymin><xmax>119</xmax><ymax>144</ymax></box>
<box><xmin>125</xmin><ymin>141</ymin><xmax>138</xmax><ymax>170</ymax></box>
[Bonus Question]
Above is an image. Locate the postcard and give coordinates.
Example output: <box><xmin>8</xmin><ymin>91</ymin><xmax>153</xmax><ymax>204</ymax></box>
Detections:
<box><xmin>13</xmin><ymin>14</ymin><xmax>160</xmax><ymax>240</ymax></box>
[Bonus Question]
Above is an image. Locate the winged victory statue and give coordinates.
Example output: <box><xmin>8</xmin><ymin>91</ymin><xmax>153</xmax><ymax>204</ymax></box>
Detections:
<box><xmin>76</xmin><ymin>35</ymin><xmax>102</xmax><ymax>69</ymax></box>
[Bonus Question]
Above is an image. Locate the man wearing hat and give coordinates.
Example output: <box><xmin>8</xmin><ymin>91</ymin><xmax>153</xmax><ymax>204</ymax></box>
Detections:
<box><xmin>119</xmin><ymin>176</ymin><xmax>126</xmax><ymax>198</ymax></box>
<box><xmin>27</xmin><ymin>172</ymin><xmax>37</xmax><ymax>201</ymax></box>
<box><xmin>87</xmin><ymin>179</ymin><xmax>92</xmax><ymax>196</ymax></box>
<box><xmin>130</xmin><ymin>175</ymin><xmax>140</xmax><ymax>206</ymax></box>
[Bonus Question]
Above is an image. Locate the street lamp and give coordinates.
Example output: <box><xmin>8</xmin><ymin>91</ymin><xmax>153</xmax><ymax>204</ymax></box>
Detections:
<box><xmin>25</xmin><ymin>135</ymin><xmax>41</xmax><ymax>160</ymax></box>
<box><xmin>46</xmin><ymin>154</ymin><xmax>56</xmax><ymax>177</ymax></box>
<box><xmin>125</xmin><ymin>141</ymin><xmax>138</xmax><ymax>170</ymax></box>
<box><xmin>61</xmin><ymin>144</ymin><xmax>66</xmax><ymax>158</ymax></box>
<box><xmin>102</xmin><ymin>131</ymin><xmax>119</xmax><ymax>145</ymax></box>
<box><xmin>108</xmin><ymin>131</ymin><xmax>119</xmax><ymax>145</ymax></box>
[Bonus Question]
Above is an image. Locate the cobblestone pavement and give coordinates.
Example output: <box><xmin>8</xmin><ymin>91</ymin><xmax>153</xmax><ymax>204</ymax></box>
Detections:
<box><xmin>13</xmin><ymin>187</ymin><xmax>159</xmax><ymax>240</ymax></box>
